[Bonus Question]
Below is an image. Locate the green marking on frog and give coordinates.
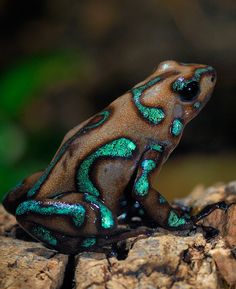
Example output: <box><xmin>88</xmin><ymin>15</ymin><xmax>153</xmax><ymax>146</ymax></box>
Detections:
<box><xmin>32</xmin><ymin>225</ymin><xmax>57</xmax><ymax>246</ymax></box>
<box><xmin>84</xmin><ymin>194</ymin><xmax>114</xmax><ymax>229</ymax></box>
<box><xmin>81</xmin><ymin>237</ymin><xmax>97</xmax><ymax>248</ymax></box>
<box><xmin>172</xmin><ymin>78</ymin><xmax>193</xmax><ymax>93</ymax></box>
<box><xmin>16</xmin><ymin>200</ymin><xmax>86</xmax><ymax>227</ymax></box>
<box><xmin>138</xmin><ymin>208</ymin><xmax>145</xmax><ymax>216</ymax></box>
<box><xmin>85</xmin><ymin>110</ymin><xmax>110</xmax><ymax>130</ymax></box>
<box><xmin>193</xmin><ymin>101</ymin><xmax>201</xmax><ymax>109</ymax></box>
<box><xmin>168</xmin><ymin>210</ymin><xmax>187</xmax><ymax>227</ymax></box>
<box><xmin>171</xmin><ymin>119</ymin><xmax>183</xmax><ymax>137</ymax></box>
<box><xmin>132</xmin><ymin>76</ymin><xmax>165</xmax><ymax>125</ymax></box>
<box><xmin>77</xmin><ymin>137</ymin><xmax>137</xmax><ymax>197</ymax></box>
<box><xmin>149</xmin><ymin>143</ymin><xmax>164</xmax><ymax>152</ymax></box>
<box><xmin>134</xmin><ymin>159</ymin><xmax>156</xmax><ymax>197</ymax></box>
<box><xmin>27</xmin><ymin>110</ymin><xmax>110</xmax><ymax>198</ymax></box>
<box><xmin>194</xmin><ymin>66</ymin><xmax>215</xmax><ymax>81</ymax></box>
<box><xmin>184</xmin><ymin>213</ymin><xmax>191</xmax><ymax>220</ymax></box>
<box><xmin>159</xmin><ymin>195</ymin><xmax>167</xmax><ymax>204</ymax></box>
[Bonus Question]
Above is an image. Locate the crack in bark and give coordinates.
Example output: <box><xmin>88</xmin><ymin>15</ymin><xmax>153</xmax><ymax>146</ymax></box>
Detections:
<box><xmin>61</xmin><ymin>255</ymin><xmax>75</xmax><ymax>289</ymax></box>
<box><xmin>169</xmin><ymin>256</ymin><xmax>183</xmax><ymax>289</ymax></box>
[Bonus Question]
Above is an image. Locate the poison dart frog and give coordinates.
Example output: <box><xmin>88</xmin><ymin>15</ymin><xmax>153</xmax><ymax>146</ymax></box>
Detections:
<box><xmin>3</xmin><ymin>60</ymin><xmax>225</xmax><ymax>254</ymax></box>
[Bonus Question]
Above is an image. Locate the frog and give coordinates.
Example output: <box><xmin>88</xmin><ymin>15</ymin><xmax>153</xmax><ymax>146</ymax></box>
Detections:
<box><xmin>3</xmin><ymin>60</ymin><xmax>226</xmax><ymax>254</ymax></box>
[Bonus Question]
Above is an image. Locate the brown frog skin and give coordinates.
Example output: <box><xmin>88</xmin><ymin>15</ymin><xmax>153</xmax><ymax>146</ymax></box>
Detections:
<box><xmin>3</xmin><ymin>60</ymin><xmax>223</xmax><ymax>254</ymax></box>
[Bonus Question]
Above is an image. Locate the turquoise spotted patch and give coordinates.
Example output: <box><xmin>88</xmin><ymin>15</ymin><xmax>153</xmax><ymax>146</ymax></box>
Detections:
<box><xmin>16</xmin><ymin>200</ymin><xmax>86</xmax><ymax>227</ymax></box>
<box><xmin>132</xmin><ymin>76</ymin><xmax>165</xmax><ymax>125</ymax></box>
<box><xmin>159</xmin><ymin>195</ymin><xmax>167</xmax><ymax>204</ymax></box>
<box><xmin>168</xmin><ymin>211</ymin><xmax>187</xmax><ymax>227</ymax></box>
<box><xmin>77</xmin><ymin>137</ymin><xmax>136</xmax><ymax>197</ymax></box>
<box><xmin>32</xmin><ymin>225</ymin><xmax>57</xmax><ymax>246</ymax></box>
<box><xmin>149</xmin><ymin>143</ymin><xmax>163</xmax><ymax>153</ymax></box>
<box><xmin>84</xmin><ymin>194</ymin><xmax>114</xmax><ymax>229</ymax></box>
<box><xmin>172</xmin><ymin>78</ymin><xmax>189</xmax><ymax>92</ymax></box>
<box><xmin>193</xmin><ymin>102</ymin><xmax>201</xmax><ymax>109</ymax></box>
<box><xmin>171</xmin><ymin>119</ymin><xmax>183</xmax><ymax>137</ymax></box>
<box><xmin>194</xmin><ymin>66</ymin><xmax>215</xmax><ymax>81</ymax></box>
<box><xmin>27</xmin><ymin>110</ymin><xmax>110</xmax><ymax>198</ymax></box>
<box><xmin>81</xmin><ymin>237</ymin><xmax>96</xmax><ymax>248</ymax></box>
<box><xmin>134</xmin><ymin>159</ymin><xmax>156</xmax><ymax>197</ymax></box>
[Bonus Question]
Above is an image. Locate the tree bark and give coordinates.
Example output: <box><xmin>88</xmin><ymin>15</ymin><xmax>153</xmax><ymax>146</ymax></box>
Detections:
<box><xmin>0</xmin><ymin>181</ymin><xmax>235</xmax><ymax>289</ymax></box>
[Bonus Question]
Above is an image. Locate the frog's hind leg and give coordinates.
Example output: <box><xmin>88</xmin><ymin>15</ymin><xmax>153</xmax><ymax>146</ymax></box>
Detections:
<box><xmin>2</xmin><ymin>171</ymin><xmax>43</xmax><ymax>215</ymax></box>
<box><xmin>15</xmin><ymin>192</ymin><xmax>118</xmax><ymax>254</ymax></box>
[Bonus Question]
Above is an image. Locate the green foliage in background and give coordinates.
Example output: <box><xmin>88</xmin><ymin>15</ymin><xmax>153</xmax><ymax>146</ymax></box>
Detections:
<box><xmin>0</xmin><ymin>50</ymin><xmax>89</xmax><ymax>200</ymax></box>
<box><xmin>0</xmin><ymin>52</ymin><xmax>85</xmax><ymax>118</ymax></box>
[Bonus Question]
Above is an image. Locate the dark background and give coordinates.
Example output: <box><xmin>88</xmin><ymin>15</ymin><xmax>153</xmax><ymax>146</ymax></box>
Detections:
<box><xmin>0</xmin><ymin>0</ymin><xmax>235</xmax><ymax>200</ymax></box>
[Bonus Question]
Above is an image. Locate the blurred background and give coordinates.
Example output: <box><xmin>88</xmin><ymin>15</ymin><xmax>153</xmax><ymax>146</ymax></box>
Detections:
<box><xmin>0</xmin><ymin>0</ymin><xmax>235</xmax><ymax>201</ymax></box>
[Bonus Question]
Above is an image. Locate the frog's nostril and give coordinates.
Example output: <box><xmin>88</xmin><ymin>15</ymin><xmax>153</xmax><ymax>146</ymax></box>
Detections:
<box><xmin>208</xmin><ymin>67</ymin><xmax>216</xmax><ymax>82</ymax></box>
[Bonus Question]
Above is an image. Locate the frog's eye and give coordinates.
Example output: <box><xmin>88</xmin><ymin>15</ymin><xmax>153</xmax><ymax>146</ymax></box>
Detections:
<box><xmin>173</xmin><ymin>79</ymin><xmax>200</xmax><ymax>102</ymax></box>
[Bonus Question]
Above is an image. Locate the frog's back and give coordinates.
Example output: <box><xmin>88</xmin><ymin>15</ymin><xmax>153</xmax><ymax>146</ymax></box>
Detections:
<box><xmin>35</xmin><ymin>93</ymin><xmax>144</xmax><ymax>205</ymax></box>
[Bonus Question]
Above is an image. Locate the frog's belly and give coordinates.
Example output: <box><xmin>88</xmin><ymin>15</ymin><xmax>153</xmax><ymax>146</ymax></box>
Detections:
<box><xmin>94</xmin><ymin>158</ymin><xmax>138</xmax><ymax>212</ymax></box>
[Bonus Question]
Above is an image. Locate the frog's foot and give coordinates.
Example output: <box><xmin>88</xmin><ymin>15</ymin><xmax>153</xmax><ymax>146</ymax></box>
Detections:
<box><xmin>191</xmin><ymin>201</ymin><xmax>230</xmax><ymax>223</ymax></box>
<box><xmin>169</xmin><ymin>201</ymin><xmax>230</xmax><ymax>231</ymax></box>
<box><xmin>98</xmin><ymin>226</ymin><xmax>154</xmax><ymax>246</ymax></box>
<box><xmin>185</xmin><ymin>201</ymin><xmax>233</xmax><ymax>240</ymax></box>
<box><xmin>159</xmin><ymin>208</ymin><xmax>196</xmax><ymax>231</ymax></box>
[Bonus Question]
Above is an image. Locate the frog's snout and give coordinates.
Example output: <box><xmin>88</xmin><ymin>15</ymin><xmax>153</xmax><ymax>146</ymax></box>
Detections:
<box><xmin>206</xmin><ymin>66</ymin><xmax>217</xmax><ymax>83</ymax></box>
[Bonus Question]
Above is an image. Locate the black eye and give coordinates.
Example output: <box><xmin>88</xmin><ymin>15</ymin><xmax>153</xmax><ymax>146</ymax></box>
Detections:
<box><xmin>173</xmin><ymin>79</ymin><xmax>200</xmax><ymax>102</ymax></box>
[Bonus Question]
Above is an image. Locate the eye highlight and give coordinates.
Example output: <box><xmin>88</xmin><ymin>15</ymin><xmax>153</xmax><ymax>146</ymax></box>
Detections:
<box><xmin>172</xmin><ymin>78</ymin><xmax>200</xmax><ymax>102</ymax></box>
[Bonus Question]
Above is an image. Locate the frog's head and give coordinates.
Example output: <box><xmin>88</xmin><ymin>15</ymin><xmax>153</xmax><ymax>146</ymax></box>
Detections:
<box><xmin>155</xmin><ymin>60</ymin><xmax>217</xmax><ymax>125</ymax></box>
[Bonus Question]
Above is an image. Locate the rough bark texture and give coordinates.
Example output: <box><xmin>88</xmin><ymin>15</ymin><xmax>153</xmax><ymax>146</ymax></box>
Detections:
<box><xmin>0</xmin><ymin>206</ymin><xmax>68</xmax><ymax>289</ymax></box>
<box><xmin>0</xmin><ymin>181</ymin><xmax>235</xmax><ymax>289</ymax></box>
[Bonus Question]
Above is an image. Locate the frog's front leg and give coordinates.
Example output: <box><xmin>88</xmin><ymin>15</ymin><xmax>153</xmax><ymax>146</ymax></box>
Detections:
<box><xmin>3</xmin><ymin>171</ymin><xmax>43</xmax><ymax>215</ymax></box>
<box><xmin>15</xmin><ymin>192</ymin><xmax>118</xmax><ymax>254</ymax></box>
<box><xmin>132</xmin><ymin>147</ymin><xmax>194</xmax><ymax>230</ymax></box>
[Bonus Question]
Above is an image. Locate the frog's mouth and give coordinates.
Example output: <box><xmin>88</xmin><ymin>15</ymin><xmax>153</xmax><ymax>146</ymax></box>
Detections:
<box><xmin>192</xmin><ymin>89</ymin><xmax>214</xmax><ymax>114</ymax></box>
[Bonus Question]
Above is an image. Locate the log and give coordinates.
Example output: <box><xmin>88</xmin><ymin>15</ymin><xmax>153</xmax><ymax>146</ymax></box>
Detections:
<box><xmin>0</xmin><ymin>181</ymin><xmax>235</xmax><ymax>289</ymax></box>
